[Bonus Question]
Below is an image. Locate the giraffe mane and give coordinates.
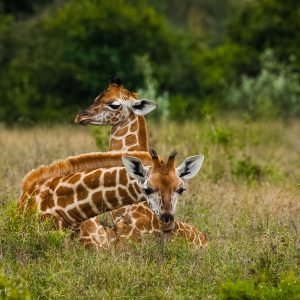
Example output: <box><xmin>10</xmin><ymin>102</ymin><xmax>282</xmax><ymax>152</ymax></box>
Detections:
<box><xmin>21</xmin><ymin>151</ymin><xmax>151</xmax><ymax>193</ymax></box>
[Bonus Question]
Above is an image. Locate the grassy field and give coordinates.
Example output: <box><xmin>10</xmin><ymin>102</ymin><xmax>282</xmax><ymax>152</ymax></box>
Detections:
<box><xmin>0</xmin><ymin>118</ymin><xmax>300</xmax><ymax>299</ymax></box>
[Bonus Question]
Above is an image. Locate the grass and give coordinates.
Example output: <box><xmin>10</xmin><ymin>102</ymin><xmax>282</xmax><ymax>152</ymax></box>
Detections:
<box><xmin>0</xmin><ymin>118</ymin><xmax>299</xmax><ymax>299</ymax></box>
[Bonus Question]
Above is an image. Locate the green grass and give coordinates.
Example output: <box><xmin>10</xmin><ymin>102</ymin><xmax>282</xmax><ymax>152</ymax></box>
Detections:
<box><xmin>0</xmin><ymin>118</ymin><xmax>299</xmax><ymax>299</ymax></box>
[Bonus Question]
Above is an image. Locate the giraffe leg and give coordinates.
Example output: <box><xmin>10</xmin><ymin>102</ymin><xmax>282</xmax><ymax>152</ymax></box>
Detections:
<box><xmin>111</xmin><ymin>203</ymin><xmax>209</xmax><ymax>248</ymax></box>
<box><xmin>80</xmin><ymin>204</ymin><xmax>208</xmax><ymax>250</ymax></box>
<box><xmin>79</xmin><ymin>217</ymin><xmax>116</xmax><ymax>250</ymax></box>
<box><xmin>172</xmin><ymin>222</ymin><xmax>208</xmax><ymax>248</ymax></box>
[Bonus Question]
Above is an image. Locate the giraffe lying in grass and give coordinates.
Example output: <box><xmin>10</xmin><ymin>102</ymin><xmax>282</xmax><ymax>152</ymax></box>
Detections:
<box><xmin>18</xmin><ymin>149</ymin><xmax>204</xmax><ymax>235</ymax></box>
<box><xmin>79</xmin><ymin>150</ymin><xmax>207</xmax><ymax>249</ymax></box>
<box><xmin>75</xmin><ymin>79</ymin><xmax>207</xmax><ymax>248</ymax></box>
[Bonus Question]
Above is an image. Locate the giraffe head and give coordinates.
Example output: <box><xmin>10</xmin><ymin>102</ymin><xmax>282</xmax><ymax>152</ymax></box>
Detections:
<box><xmin>75</xmin><ymin>78</ymin><xmax>157</xmax><ymax>126</ymax></box>
<box><xmin>122</xmin><ymin>150</ymin><xmax>204</xmax><ymax>231</ymax></box>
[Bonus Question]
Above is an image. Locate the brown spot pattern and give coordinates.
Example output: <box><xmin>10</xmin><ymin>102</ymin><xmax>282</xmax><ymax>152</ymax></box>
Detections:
<box><xmin>67</xmin><ymin>207</ymin><xmax>82</xmax><ymax>221</ymax></box>
<box><xmin>114</xmin><ymin>126</ymin><xmax>128</xmax><ymax>136</ymax></box>
<box><xmin>66</xmin><ymin>173</ymin><xmax>81</xmax><ymax>184</ymax></box>
<box><xmin>119</xmin><ymin>187</ymin><xmax>134</xmax><ymax>205</ymax></box>
<box><xmin>84</xmin><ymin>170</ymin><xmax>101</xmax><ymax>189</ymax></box>
<box><xmin>79</xmin><ymin>203</ymin><xmax>96</xmax><ymax>218</ymax></box>
<box><xmin>130</xmin><ymin>120</ymin><xmax>138</xmax><ymax>132</ymax></box>
<box><xmin>128</xmin><ymin>185</ymin><xmax>138</xmax><ymax>199</ymax></box>
<box><xmin>92</xmin><ymin>191</ymin><xmax>104</xmax><ymax>211</ymax></box>
<box><xmin>136</xmin><ymin>218</ymin><xmax>149</xmax><ymax>231</ymax></box>
<box><xmin>40</xmin><ymin>200</ymin><xmax>54</xmax><ymax>212</ymax></box>
<box><xmin>76</xmin><ymin>184</ymin><xmax>88</xmax><ymax>201</ymax></box>
<box><xmin>133</xmin><ymin>182</ymin><xmax>141</xmax><ymax>194</ymax></box>
<box><xmin>119</xmin><ymin>169</ymin><xmax>128</xmax><ymax>186</ymax></box>
<box><xmin>125</xmin><ymin>134</ymin><xmax>137</xmax><ymax>145</ymax></box>
<box><xmin>103</xmin><ymin>170</ymin><xmax>117</xmax><ymax>187</ymax></box>
<box><xmin>49</xmin><ymin>177</ymin><xmax>61</xmax><ymax>191</ymax></box>
<box><xmin>105</xmin><ymin>190</ymin><xmax>118</xmax><ymax>208</ymax></box>
<box><xmin>56</xmin><ymin>186</ymin><xmax>73</xmax><ymax>196</ymax></box>
<box><xmin>56</xmin><ymin>209</ymin><xmax>72</xmax><ymax>227</ymax></box>
<box><xmin>110</xmin><ymin>139</ymin><xmax>123</xmax><ymax>149</ymax></box>
<box><xmin>57</xmin><ymin>194</ymin><xmax>74</xmax><ymax>207</ymax></box>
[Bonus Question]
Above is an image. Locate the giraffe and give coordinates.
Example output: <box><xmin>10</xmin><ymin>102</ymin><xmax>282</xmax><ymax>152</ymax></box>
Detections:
<box><xmin>75</xmin><ymin>77</ymin><xmax>156</xmax><ymax>151</ymax></box>
<box><xmin>75</xmin><ymin>79</ymin><xmax>208</xmax><ymax>248</ymax></box>
<box><xmin>80</xmin><ymin>202</ymin><xmax>208</xmax><ymax>250</ymax></box>
<box><xmin>18</xmin><ymin>149</ymin><xmax>204</xmax><ymax>233</ymax></box>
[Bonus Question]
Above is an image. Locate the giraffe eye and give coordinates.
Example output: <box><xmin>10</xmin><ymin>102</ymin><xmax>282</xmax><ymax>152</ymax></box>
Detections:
<box><xmin>177</xmin><ymin>187</ymin><xmax>186</xmax><ymax>195</ymax></box>
<box><xmin>108</xmin><ymin>103</ymin><xmax>121</xmax><ymax>110</ymax></box>
<box><xmin>143</xmin><ymin>187</ymin><xmax>154</xmax><ymax>195</ymax></box>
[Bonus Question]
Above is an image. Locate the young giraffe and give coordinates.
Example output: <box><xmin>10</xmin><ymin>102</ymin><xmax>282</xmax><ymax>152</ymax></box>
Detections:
<box><xmin>79</xmin><ymin>150</ymin><xmax>207</xmax><ymax>249</ymax></box>
<box><xmin>18</xmin><ymin>149</ymin><xmax>203</xmax><ymax>233</ymax></box>
<box><xmin>75</xmin><ymin>79</ymin><xmax>207</xmax><ymax>248</ymax></box>
<box><xmin>75</xmin><ymin>78</ymin><xmax>156</xmax><ymax>152</ymax></box>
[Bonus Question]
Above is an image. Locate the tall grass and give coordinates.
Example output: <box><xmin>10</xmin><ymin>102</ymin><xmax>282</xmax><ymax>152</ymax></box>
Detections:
<box><xmin>0</xmin><ymin>119</ymin><xmax>299</xmax><ymax>299</ymax></box>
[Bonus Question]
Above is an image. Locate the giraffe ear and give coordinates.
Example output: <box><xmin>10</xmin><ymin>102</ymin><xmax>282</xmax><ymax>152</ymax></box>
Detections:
<box><xmin>122</xmin><ymin>156</ymin><xmax>147</xmax><ymax>183</ymax></box>
<box><xmin>131</xmin><ymin>99</ymin><xmax>158</xmax><ymax>116</ymax></box>
<box><xmin>176</xmin><ymin>155</ymin><xmax>204</xmax><ymax>180</ymax></box>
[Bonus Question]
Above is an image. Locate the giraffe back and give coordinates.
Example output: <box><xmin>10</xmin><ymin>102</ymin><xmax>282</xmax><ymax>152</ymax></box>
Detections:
<box><xmin>21</xmin><ymin>151</ymin><xmax>151</xmax><ymax>194</ymax></box>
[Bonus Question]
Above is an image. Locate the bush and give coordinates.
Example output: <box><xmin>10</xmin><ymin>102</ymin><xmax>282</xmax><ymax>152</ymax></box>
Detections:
<box><xmin>228</xmin><ymin>0</ymin><xmax>300</xmax><ymax>74</ymax></box>
<box><xmin>0</xmin><ymin>202</ymin><xmax>68</xmax><ymax>261</ymax></box>
<box><xmin>0</xmin><ymin>271</ymin><xmax>31</xmax><ymax>300</ymax></box>
<box><xmin>230</xmin><ymin>155</ymin><xmax>266</xmax><ymax>182</ymax></box>
<box><xmin>134</xmin><ymin>54</ymin><xmax>169</xmax><ymax>120</ymax></box>
<box><xmin>0</xmin><ymin>0</ymin><xmax>181</xmax><ymax>124</ymax></box>
<box><xmin>226</xmin><ymin>49</ymin><xmax>300</xmax><ymax>119</ymax></box>
<box><xmin>90</xmin><ymin>126</ymin><xmax>110</xmax><ymax>151</ymax></box>
<box><xmin>1</xmin><ymin>0</ymin><xmax>300</xmax><ymax>123</ymax></box>
<box><xmin>220</xmin><ymin>273</ymin><xmax>300</xmax><ymax>300</ymax></box>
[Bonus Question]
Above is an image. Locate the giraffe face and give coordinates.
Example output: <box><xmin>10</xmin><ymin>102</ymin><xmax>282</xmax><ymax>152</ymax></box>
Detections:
<box><xmin>122</xmin><ymin>150</ymin><xmax>204</xmax><ymax>231</ymax></box>
<box><xmin>75</xmin><ymin>82</ymin><xmax>157</xmax><ymax>126</ymax></box>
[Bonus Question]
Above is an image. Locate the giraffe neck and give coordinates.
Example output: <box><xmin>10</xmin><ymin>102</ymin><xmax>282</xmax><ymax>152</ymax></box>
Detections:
<box><xmin>37</xmin><ymin>165</ymin><xmax>147</xmax><ymax>231</ymax></box>
<box><xmin>19</xmin><ymin>151</ymin><xmax>154</xmax><ymax>232</ymax></box>
<box><xmin>109</xmin><ymin>114</ymin><xmax>148</xmax><ymax>151</ymax></box>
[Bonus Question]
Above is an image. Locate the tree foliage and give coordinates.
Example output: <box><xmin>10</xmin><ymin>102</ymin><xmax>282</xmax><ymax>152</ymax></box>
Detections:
<box><xmin>0</xmin><ymin>0</ymin><xmax>299</xmax><ymax>124</ymax></box>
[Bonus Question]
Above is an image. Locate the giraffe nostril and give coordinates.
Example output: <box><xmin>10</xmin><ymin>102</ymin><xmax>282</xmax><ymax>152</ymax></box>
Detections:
<box><xmin>160</xmin><ymin>213</ymin><xmax>174</xmax><ymax>223</ymax></box>
<box><xmin>79</xmin><ymin>110</ymin><xmax>89</xmax><ymax>116</ymax></box>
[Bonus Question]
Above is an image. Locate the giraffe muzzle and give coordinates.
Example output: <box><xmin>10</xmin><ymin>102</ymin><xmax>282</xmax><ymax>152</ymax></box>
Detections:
<box><xmin>160</xmin><ymin>213</ymin><xmax>174</xmax><ymax>224</ymax></box>
<box><xmin>75</xmin><ymin>110</ymin><xmax>91</xmax><ymax>125</ymax></box>
<box><xmin>79</xmin><ymin>109</ymin><xmax>89</xmax><ymax>116</ymax></box>
<box><xmin>78</xmin><ymin>119</ymin><xmax>91</xmax><ymax>126</ymax></box>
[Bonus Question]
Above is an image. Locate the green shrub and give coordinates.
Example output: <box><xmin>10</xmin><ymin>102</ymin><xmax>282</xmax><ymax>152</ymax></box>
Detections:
<box><xmin>230</xmin><ymin>155</ymin><xmax>266</xmax><ymax>182</ymax></box>
<box><xmin>226</xmin><ymin>49</ymin><xmax>300</xmax><ymax>119</ymax></box>
<box><xmin>0</xmin><ymin>271</ymin><xmax>30</xmax><ymax>300</ymax></box>
<box><xmin>228</xmin><ymin>0</ymin><xmax>300</xmax><ymax>74</ymax></box>
<box><xmin>220</xmin><ymin>273</ymin><xmax>300</xmax><ymax>300</ymax></box>
<box><xmin>134</xmin><ymin>54</ymin><xmax>169</xmax><ymax>120</ymax></box>
<box><xmin>0</xmin><ymin>0</ymin><xmax>182</xmax><ymax>124</ymax></box>
<box><xmin>1</xmin><ymin>202</ymin><xmax>68</xmax><ymax>261</ymax></box>
<box><xmin>90</xmin><ymin>126</ymin><xmax>110</xmax><ymax>151</ymax></box>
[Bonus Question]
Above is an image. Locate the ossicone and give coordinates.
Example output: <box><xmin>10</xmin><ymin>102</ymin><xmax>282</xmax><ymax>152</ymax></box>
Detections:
<box><xmin>168</xmin><ymin>150</ymin><xmax>177</xmax><ymax>160</ymax></box>
<box><xmin>109</xmin><ymin>75</ymin><xmax>123</xmax><ymax>86</ymax></box>
<box><xmin>167</xmin><ymin>150</ymin><xmax>177</xmax><ymax>170</ymax></box>
<box><xmin>149</xmin><ymin>149</ymin><xmax>158</xmax><ymax>159</ymax></box>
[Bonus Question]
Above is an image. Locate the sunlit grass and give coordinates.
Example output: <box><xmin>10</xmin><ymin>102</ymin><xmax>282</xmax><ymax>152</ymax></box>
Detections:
<box><xmin>0</xmin><ymin>119</ymin><xmax>299</xmax><ymax>299</ymax></box>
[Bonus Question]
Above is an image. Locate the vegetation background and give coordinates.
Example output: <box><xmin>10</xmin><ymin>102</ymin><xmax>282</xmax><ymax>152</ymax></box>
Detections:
<box><xmin>1</xmin><ymin>0</ymin><xmax>300</xmax><ymax>123</ymax></box>
<box><xmin>0</xmin><ymin>0</ymin><xmax>300</xmax><ymax>299</ymax></box>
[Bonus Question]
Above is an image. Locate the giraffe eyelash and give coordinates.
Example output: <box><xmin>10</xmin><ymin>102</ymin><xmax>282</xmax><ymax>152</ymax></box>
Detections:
<box><xmin>108</xmin><ymin>103</ymin><xmax>121</xmax><ymax>109</ymax></box>
<box><xmin>176</xmin><ymin>187</ymin><xmax>186</xmax><ymax>195</ymax></box>
<box><xmin>143</xmin><ymin>187</ymin><xmax>154</xmax><ymax>195</ymax></box>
